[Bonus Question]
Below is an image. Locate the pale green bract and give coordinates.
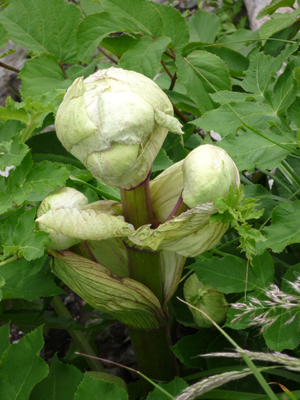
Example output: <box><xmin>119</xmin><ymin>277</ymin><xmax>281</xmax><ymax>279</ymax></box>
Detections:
<box><xmin>55</xmin><ymin>67</ymin><xmax>183</xmax><ymax>189</ymax></box>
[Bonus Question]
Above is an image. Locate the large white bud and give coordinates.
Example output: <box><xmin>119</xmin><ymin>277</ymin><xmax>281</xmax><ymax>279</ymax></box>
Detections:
<box><xmin>55</xmin><ymin>67</ymin><xmax>183</xmax><ymax>189</ymax></box>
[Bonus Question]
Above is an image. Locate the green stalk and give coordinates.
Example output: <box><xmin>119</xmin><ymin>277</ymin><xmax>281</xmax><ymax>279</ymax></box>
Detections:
<box><xmin>120</xmin><ymin>174</ymin><xmax>178</xmax><ymax>384</ymax></box>
<box><xmin>51</xmin><ymin>295</ymin><xmax>105</xmax><ymax>372</ymax></box>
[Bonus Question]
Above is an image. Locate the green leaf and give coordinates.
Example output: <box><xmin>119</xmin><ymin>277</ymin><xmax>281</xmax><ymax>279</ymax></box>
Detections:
<box><xmin>0</xmin><ymin>257</ymin><xmax>64</xmax><ymax>300</ymax></box>
<box><xmin>19</xmin><ymin>53</ymin><xmax>71</xmax><ymax>100</ymax></box>
<box><xmin>259</xmin><ymin>9</ymin><xmax>300</xmax><ymax>45</ymax></box>
<box><xmin>243</xmin><ymin>184</ymin><xmax>278</xmax><ymax>220</ymax></box>
<box><xmin>119</xmin><ymin>36</ymin><xmax>171</xmax><ymax>78</ymax></box>
<box><xmin>76</xmin><ymin>12</ymin><xmax>125</xmax><ymax>63</ymax></box>
<box><xmin>263</xmin><ymin>306</ymin><xmax>300</xmax><ymax>351</ymax></box>
<box><xmin>210</xmin><ymin>91</ymin><xmax>257</xmax><ymax>105</ymax></box>
<box><xmin>257</xmin><ymin>0</ymin><xmax>296</xmax><ymax>18</ymax></box>
<box><xmin>147</xmin><ymin>376</ymin><xmax>188</xmax><ymax>400</ymax></box>
<box><xmin>152</xmin><ymin>2</ymin><xmax>189</xmax><ymax>51</ymax></box>
<box><xmin>258</xmin><ymin>201</ymin><xmax>300</xmax><ymax>254</ymax></box>
<box><xmin>176</xmin><ymin>51</ymin><xmax>231</xmax><ymax>115</ymax></box>
<box><xmin>0</xmin><ymin>326</ymin><xmax>48</xmax><ymax>400</ymax></box>
<box><xmin>218</xmin><ymin>130</ymin><xmax>295</xmax><ymax>172</ymax></box>
<box><xmin>0</xmin><ymin>323</ymin><xmax>10</xmax><ymax>360</ymax></box>
<box><xmin>192</xmin><ymin>102</ymin><xmax>282</xmax><ymax>137</ymax></box>
<box><xmin>200</xmin><ymin>45</ymin><xmax>249</xmax><ymax>74</ymax></box>
<box><xmin>272</xmin><ymin>60</ymin><xmax>299</xmax><ymax>114</ymax></box>
<box><xmin>99</xmin><ymin>0</ymin><xmax>163</xmax><ymax>37</ymax></box>
<box><xmin>188</xmin><ymin>9</ymin><xmax>220</xmax><ymax>43</ymax></box>
<box><xmin>171</xmin><ymin>330</ymin><xmax>219</xmax><ymax>368</ymax></box>
<box><xmin>287</xmin><ymin>96</ymin><xmax>300</xmax><ymax>128</ymax></box>
<box><xmin>73</xmin><ymin>373</ymin><xmax>128</xmax><ymax>400</ymax></box>
<box><xmin>0</xmin><ymin>0</ymin><xmax>82</xmax><ymax>63</ymax></box>
<box><xmin>152</xmin><ymin>148</ymin><xmax>173</xmax><ymax>172</ymax></box>
<box><xmin>30</xmin><ymin>354</ymin><xmax>83</xmax><ymax>400</ymax></box>
<box><xmin>191</xmin><ymin>252</ymin><xmax>274</xmax><ymax>294</ymax></box>
<box><xmin>0</xmin><ymin>134</ymin><xmax>29</xmax><ymax>169</ymax></box>
<box><xmin>0</xmin><ymin>22</ymin><xmax>8</xmax><ymax>48</ymax></box>
<box><xmin>80</xmin><ymin>0</ymin><xmax>104</xmax><ymax>14</ymax></box>
<box><xmin>100</xmin><ymin>35</ymin><xmax>136</xmax><ymax>58</ymax></box>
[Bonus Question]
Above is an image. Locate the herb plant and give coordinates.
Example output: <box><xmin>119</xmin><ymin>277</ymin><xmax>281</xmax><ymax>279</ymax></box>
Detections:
<box><xmin>1</xmin><ymin>0</ymin><xmax>300</xmax><ymax>399</ymax></box>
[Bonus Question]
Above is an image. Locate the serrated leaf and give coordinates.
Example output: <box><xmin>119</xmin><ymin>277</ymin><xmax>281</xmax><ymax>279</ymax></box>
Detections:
<box><xmin>176</xmin><ymin>51</ymin><xmax>231</xmax><ymax>115</ymax></box>
<box><xmin>258</xmin><ymin>201</ymin><xmax>300</xmax><ymax>254</ymax></box>
<box><xmin>20</xmin><ymin>53</ymin><xmax>71</xmax><ymax>100</ymax></box>
<box><xmin>0</xmin><ymin>323</ymin><xmax>10</xmax><ymax>360</ymax></box>
<box><xmin>0</xmin><ymin>190</ymin><xmax>13</xmax><ymax>214</ymax></box>
<box><xmin>257</xmin><ymin>0</ymin><xmax>296</xmax><ymax>19</ymax></box>
<box><xmin>0</xmin><ymin>257</ymin><xmax>64</xmax><ymax>300</ymax></box>
<box><xmin>76</xmin><ymin>12</ymin><xmax>126</xmax><ymax>63</ymax></box>
<box><xmin>80</xmin><ymin>0</ymin><xmax>104</xmax><ymax>14</ymax></box>
<box><xmin>272</xmin><ymin>60</ymin><xmax>299</xmax><ymax>113</ymax></box>
<box><xmin>100</xmin><ymin>35</ymin><xmax>136</xmax><ymax>58</ymax></box>
<box><xmin>210</xmin><ymin>91</ymin><xmax>257</xmax><ymax>105</ymax></box>
<box><xmin>25</xmin><ymin>161</ymin><xmax>70</xmax><ymax>193</ymax></box>
<box><xmin>30</xmin><ymin>354</ymin><xmax>83</xmax><ymax>400</ymax></box>
<box><xmin>218</xmin><ymin>130</ymin><xmax>295</xmax><ymax>172</ymax></box>
<box><xmin>147</xmin><ymin>376</ymin><xmax>188</xmax><ymax>400</ymax></box>
<box><xmin>152</xmin><ymin>148</ymin><xmax>173</xmax><ymax>172</ymax></box>
<box><xmin>73</xmin><ymin>373</ymin><xmax>128</xmax><ymax>400</ymax></box>
<box><xmin>188</xmin><ymin>9</ymin><xmax>220</xmax><ymax>44</ymax></box>
<box><xmin>191</xmin><ymin>252</ymin><xmax>274</xmax><ymax>294</ymax></box>
<box><xmin>119</xmin><ymin>36</ymin><xmax>170</xmax><ymax>78</ymax></box>
<box><xmin>0</xmin><ymin>134</ymin><xmax>29</xmax><ymax>169</ymax></box>
<box><xmin>0</xmin><ymin>0</ymin><xmax>82</xmax><ymax>63</ymax></box>
<box><xmin>0</xmin><ymin>326</ymin><xmax>48</xmax><ymax>400</ymax></box>
<box><xmin>0</xmin><ymin>22</ymin><xmax>8</xmax><ymax>48</ymax></box>
<box><xmin>152</xmin><ymin>2</ymin><xmax>189</xmax><ymax>51</ymax></box>
<box><xmin>99</xmin><ymin>0</ymin><xmax>163</xmax><ymax>37</ymax></box>
<box><xmin>199</xmin><ymin>45</ymin><xmax>249</xmax><ymax>74</ymax></box>
<box><xmin>259</xmin><ymin>9</ymin><xmax>300</xmax><ymax>45</ymax></box>
<box><xmin>192</xmin><ymin>102</ymin><xmax>282</xmax><ymax>137</ymax></box>
<box><xmin>263</xmin><ymin>306</ymin><xmax>300</xmax><ymax>351</ymax></box>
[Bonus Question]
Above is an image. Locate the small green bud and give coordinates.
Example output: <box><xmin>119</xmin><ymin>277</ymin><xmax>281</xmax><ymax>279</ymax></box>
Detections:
<box><xmin>183</xmin><ymin>273</ymin><xmax>228</xmax><ymax>328</ymax></box>
<box><xmin>182</xmin><ymin>144</ymin><xmax>240</xmax><ymax>208</ymax></box>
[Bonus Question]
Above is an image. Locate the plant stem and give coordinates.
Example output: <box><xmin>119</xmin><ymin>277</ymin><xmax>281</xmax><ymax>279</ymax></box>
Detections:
<box><xmin>0</xmin><ymin>61</ymin><xmax>20</xmax><ymax>73</ymax></box>
<box><xmin>120</xmin><ymin>175</ymin><xmax>178</xmax><ymax>383</ymax></box>
<box><xmin>51</xmin><ymin>295</ymin><xmax>105</xmax><ymax>372</ymax></box>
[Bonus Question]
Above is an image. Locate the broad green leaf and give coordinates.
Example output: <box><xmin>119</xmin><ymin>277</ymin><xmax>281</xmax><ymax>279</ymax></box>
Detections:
<box><xmin>0</xmin><ymin>116</ymin><xmax>25</xmax><ymax>138</ymax></box>
<box><xmin>80</xmin><ymin>0</ymin><xmax>104</xmax><ymax>14</ymax></box>
<box><xmin>171</xmin><ymin>330</ymin><xmax>219</xmax><ymax>368</ymax></box>
<box><xmin>100</xmin><ymin>35</ymin><xmax>136</xmax><ymax>58</ymax></box>
<box><xmin>20</xmin><ymin>53</ymin><xmax>71</xmax><ymax>100</ymax></box>
<box><xmin>263</xmin><ymin>306</ymin><xmax>299</xmax><ymax>351</ymax></box>
<box><xmin>218</xmin><ymin>130</ymin><xmax>295</xmax><ymax>172</ymax></box>
<box><xmin>147</xmin><ymin>377</ymin><xmax>188</xmax><ymax>400</ymax></box>
<box><xmin>176</xmin><ymin>51</ymin><xmax>231</xmax><ymax>115</ymax></box>
<box><xmin>152</xmin><ymin>148</ymin><xmax>173</xmax><ymax>172</ymax></box>
<box><xmin>0</xmin><ymin>257</ymin><xmax>64</xmax><ymax>300</ymax></box>
<box><xmin>76</xmin><ymin>12</ymin><xmax>128</xmax><ymax>63</ymax></box>
<box><xmin>272</xmin><ymin>60</ymin><xmax>299</xmax><ymax>114</ymax></box>
<box><xmin>119</xmin><ymin>36</ymin><xmax>171</xmax><ymax>78</ymax></box>
<box><xmin>152</xmin><ymin>2</ymin><xmax>189</xmax><ymax>51</ymax></box>
<box><xmin>0</xmin><ymin>22</ymin><xmax>8</xmax><ymax>48</ymax></box>
<box><xmin>192</xmin><ymin>102</ymin><xmax>282</xmax><ymax>137</ymax></box>
<box><xmin>96</xmin><ymin>182</ymin><xmax>121</xmax><ymax>201</ymax></box>
<box><xmin>259</xmin><ymin>9</ymin><xmax>300</xmax><ymax>44</ymax></box>
<box><xmin>188</xmin><ymin>9</ymin><xmax>219</xmax><ymax>44</ymax></box>
<box><xmin>99</xmin><ymin>0</ymin><xmax>163</xmax><ymax>37</ymax></box>
<box><xmin>210</xmin><ymin>91</ymin><xmax>257</xmax><ymax>105</ymax></box>
<box><xmin>51</xmin><ymin>250</ymin><xmax>166</xmax><ymax>330</ymax></box>
<box><xmin>240</xmin><ymin>52</ymin><xmax>282</xmax><ymax>95</ymax></box>
<box><xmin>30</xmin><ymin>354</ymin><xmax>83</xmax><ymax>400</ymax></box>
<box><xmin>257</xmin><ymin>0</ymin><xmax>296</xmax><ymax>18</ymax></box>
<box><xmin>258</xmin><ymin>201</ymin><xmax>300</xmax><ymax>254</ymax></box>
<box><xmin>0</xmin><ymin>190</ymin><xmax>13</xmax><ymax>215</ymax></box>
<box><xmin>0</xmin><ymin>134</ymin><xmax>29</xmax><ymax>169</ymax></box>
<box><xmin>163</xmin><ymin>132</ymin><xmax>189</xmax><ymax>162</ymax></box>
<box><xmin>288</xmin><ymin>95</ymin><xmax>300</xmax><ymax>128</ymax></box>
<box><xmin>73</xmin><ymin>373</ymin><xmax>128</xmax><ymax>400</ymax></box>
<box><xmin>216</xmin><ymin>29</ymin><xmax>260</xmax><ymax>57</ymax></box>
<box><xmin>0</xmin><ymin>49</ymin><xmax>16</xmax><ymax>59</ymax></box>
<box><xmin>0</xmin><ymin>0</ymin><xmax>82</xmax><ymax>63</ymax></box>
<box><xmin>0</xmin><ymin>324</ymin><xmax>10</xmax><ymax>360</ymax></box>
<box><xmin>0</xmin><ymin>326</ymin><xmax>48</xmax><ymax>400</ymax></box>
<box><xmin>165</xmin><ymin>90</ymin><xmax>201</xmax><ymax>117</ymax></box>
<box><xmin>243</xmin><ymin>184</ymin><xmax>278</xmax><ymax>220</ymax></box>
<box><xmin>191</xmin><ymin>252</ymin><xmax>274</xmax><ymax>294</ymax></box>
<box><xmin>1</xmin><ymin>206</ymin><xmax>24</xmax><ymax>245</ymax></box>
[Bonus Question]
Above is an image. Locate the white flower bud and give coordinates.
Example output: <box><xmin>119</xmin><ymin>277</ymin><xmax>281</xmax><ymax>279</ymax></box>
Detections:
<box><xmin>55</xmin><ymin>67</ymin><xmax>183</xmax><ymax>189</ymax></box>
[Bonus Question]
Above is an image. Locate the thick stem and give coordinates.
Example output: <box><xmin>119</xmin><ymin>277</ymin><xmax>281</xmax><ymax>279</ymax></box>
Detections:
<box><xmin>120</xmin><ymin>176</ymin><xmax>178</xmax><ymax>384</ymax></box>
<box><xmin>51</xmin><ymin>295</ymin><xmax>105</xmax><ymax>372</ymax></box>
